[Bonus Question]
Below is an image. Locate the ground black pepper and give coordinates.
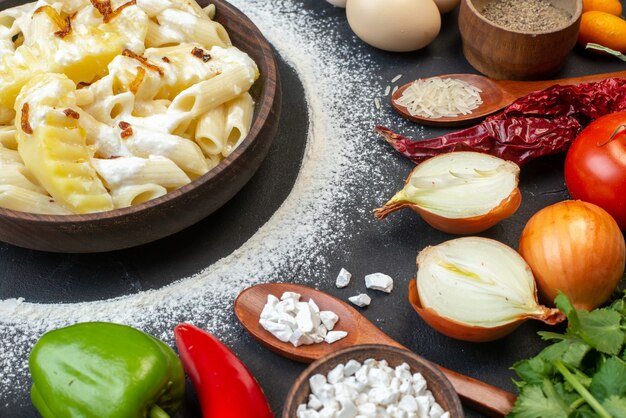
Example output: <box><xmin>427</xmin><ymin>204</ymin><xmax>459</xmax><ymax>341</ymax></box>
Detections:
<box><xmin>481</xmin><ymin>0</ymin><xmax>571</xmax><ymax>32</ymax></box>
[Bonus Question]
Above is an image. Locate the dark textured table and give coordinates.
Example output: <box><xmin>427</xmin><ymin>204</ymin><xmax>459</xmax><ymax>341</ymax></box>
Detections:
<box><xmin>1</xmin><ymin>1</ymin><xmax>625</xmax><ymax>417</ymax></box>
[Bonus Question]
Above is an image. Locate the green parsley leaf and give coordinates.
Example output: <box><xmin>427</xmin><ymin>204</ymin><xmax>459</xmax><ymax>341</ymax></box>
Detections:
<box><xmin>539</xmin><ymin>331</ymin><xmax>570</xmax><ymax>342</ymax></box>
<box><xmin>602</xmin><ymin>396</ymin><xmax>626</xmax><ymax>417</ymax></box>
<box><xmin>556</xmin><ymin>292</ymin><xmax>579</xmax><ymax>332</ymax></box>
<box><xmin>555</xmin><ymin>291</ymin><xmax>623</xmax><ymax>355</ymax></box>
<box><xmin>609</xmin><ymin>298</ymin><xmax>626</xmax><ymax>317</ymax></box>
<box><xmin>577</xmin><ymin>309</ymin><xmax>623</xmax><ymax>355</ymax></box>
<box><xmin>515</xmin><ymin>339</ymin><xmax>591</xmax><ymax>384</ymax></box>
<box><xmin>541</xmin><ymin>339</ymin><xmax>591</xmax><ymax>369</ymax></box>
<box><xmin>553</xmin><ymin>381</ymin><xmax>586</xmax><ymax>407</ymax></box>
<box><xmin>590</xmin><ymin>357</ymin><xmax>626</xmax><ymax>401</ymax></box>
<box><xmin>508</xmin><ymin>384</ymin><xmax>570</xmax><ymax>418</ymax></box>
<box><xmin>569</xmin><ymin>406</ymin><xmax>604</xmax><ymax>418</ymax></box>
<box><xmin>508</xmin><ymin>294</ymin><xmax>626</xmax><ymax>418</ymax></box>
<box><xmin>513</xmin><ymin>356</ymin><xmax>553</xmax><ymax>385</ymax></box>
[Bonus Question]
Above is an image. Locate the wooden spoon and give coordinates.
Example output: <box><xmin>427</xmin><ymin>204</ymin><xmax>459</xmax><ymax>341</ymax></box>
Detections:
<box><xmin>391</xmin><ymin>70</ymin><xmax>626</xmax><ymax>127</ymax></box>
<box><xmin>234</xmin><ymin>282</ymin><xmax>517</xmax><ymax>418</ymax></box>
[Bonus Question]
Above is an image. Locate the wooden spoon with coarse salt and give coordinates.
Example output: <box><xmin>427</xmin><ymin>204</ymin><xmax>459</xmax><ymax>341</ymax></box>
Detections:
<box><xmin>392</xmin><ymin>70</ymin><xmax>626</xmax><ymax>127</ymax></box>
<box><xmin>234</xmin><ymin>282</ymin><xmax>517</xmax><ymax>418</ymax></box>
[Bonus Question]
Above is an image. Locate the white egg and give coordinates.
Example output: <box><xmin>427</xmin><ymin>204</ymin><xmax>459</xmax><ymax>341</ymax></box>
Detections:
<box><xmin>326</xmin><ymin>0</ymin><xmax>347</xmax><ymax>7</ymax></box>
<box><xmin>346</xmin><ymin>0</ymin><xmax>441</xmax><ymax>52</ymax></box>
<box><xmin>433</xmin><ymin>0</ymin><xmax>460</xmax><ymax>13</ymax></box>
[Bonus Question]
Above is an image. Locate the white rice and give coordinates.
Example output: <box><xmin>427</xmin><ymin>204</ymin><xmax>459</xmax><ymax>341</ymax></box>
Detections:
<box><xmin>394</xmin><ymin>77</ymin><xmax>483</xmax><ymax>119</ymax></box>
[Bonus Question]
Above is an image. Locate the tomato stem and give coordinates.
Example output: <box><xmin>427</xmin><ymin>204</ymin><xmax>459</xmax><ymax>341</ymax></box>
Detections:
<box><xmin>597</xmin><ymin>124</ymin><xmax>626</xmax><ymax>147</ymax></box>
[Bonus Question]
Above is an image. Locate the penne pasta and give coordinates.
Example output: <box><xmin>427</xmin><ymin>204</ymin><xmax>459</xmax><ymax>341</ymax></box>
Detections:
<box><xmin>0</xmin><ymin>0</ymin><xmax>258</xmax><ymax>214</ymax></box>
<box><xmin>133</xmin><ymin>99</ymin><xmax>171</xmax><ymax>117</ymax></box>
<box><xmin>26</xmin><ymin>10</ymin><xmax>58</xmax><ymax>45</ymax></box>
<box><xmin>0</xmin><ymin>143</ymin><xmax>21</xmax><ymax>163</ymax></box>
<box><xmin>177</xmin><ymin>0</ymin><xmax>206</xmax><ymax>18</ymax></box>
<box><xmin>145</xmin><ymin>19</ymin><xmax>181</xmax><ymax>48</ymax></box>
<box><xmin>0</xmin><ymin>185</ymin><xmax>71</xmax><ymax>214</ymax></box>
<box><xmin>205</xmin><ymin>153</ymin><xmax>221</xmax><ymax>170</ymax></box>
<box><xmin>111</xmin><ymin>184</ymin><xmax>167</xmax><ymax>208</ymax></box>
<box><xmin>169</xmin><ymin>63</ymin><xmax>257</xmax><ymax>118</ymax></box>
<box><xmin>204</xmin><ymin>4</ymin><xmax>216</xmax><ymax>19</ymax></box>
<box><xmin>223</xmin><ymin>93</ymin><xmax>254</xmax><ymax>157</ymax></box>
<box><xmin>85</xmin><ymin>92</ymin><xmax>136</xmax><ymax>125</ymax></box>
<box><xmin>138</xmin><ymin>0</ymin><xmax>206</xmax><ymax>18</ymax></box>
<box><xmin>0</xmin><ymin>39</ymin><xmax>15</xmax><ymax>55</ymax></box>
<box><xmin>0</xmin><ymin>2</ymin><xmax>36</xmax><ymax>39</ymax></box>
<box><xmin>191</xmin><ymin>18</ymin><xmax>231</xmax><ymax>49</ymax></box>
<box><xmin>0</xmin><ymin>126</ymin><xmax>17</xmax><ymax>150</ymax></box>
<box><xmin>0</xmin><ymin>107</ymin><xmax>15</xmax><ymax>125</ymax></box>
<box><xmin>195</xmin><ymin>105</ymin><xmax>226</xmax><ymax>156</ymax></box>
<box><xmin>136</xmin><ymin>0</ymin><xmax>170</xmax><ymax>17</ymax></box>
<box><xmin>75</xmin><ymin>88</ymin><xmax>94</xmax><ymax>107</ymax></box>
<box><xmin>0</xmin><ymin>164</ymin><xmax>46</xmax><ymax>193</ymax></box>
<box><xmin>123</xmin><ymin>125</ymin><xmax>209</xmax><ymax>176</ymax></box>
<box><xmin>152</xmin><ymin>9</ymin><xmax>230</xmax><ymax>49</ymax></box>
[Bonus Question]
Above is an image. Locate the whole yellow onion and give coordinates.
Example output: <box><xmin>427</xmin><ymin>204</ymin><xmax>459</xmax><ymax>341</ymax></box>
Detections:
<box><xmin>519</xmin><ymin>200</ymin><xmax>625</xmax><ymax>310</ymax></box>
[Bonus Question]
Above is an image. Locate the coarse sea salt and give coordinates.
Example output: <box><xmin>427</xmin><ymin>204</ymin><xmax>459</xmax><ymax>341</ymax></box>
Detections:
<box><xmin>349</xmin><ymin>294</ymin><xmax>371</xmax><ymax>308</ymax></box>
<box><xmin>335</xmin><ymin>268</ymin><xmax>352</xmax><ymax>288</ymax></box>
<box><xmin>297</xmin><ymin>359</ymin><xmax>450</xmax><ymax>418</ymax></box>
<box><xmin>0</xmin><ymin>0</ymin><xmax>422</xmax><ymax>405</ymax></box>
<box><xmin>259</xmin><ymin>292</ymin><xmax>346</xmax><ymax>346</ymax></box>
<box><xmin>364</xmin><ymin>273</ymin><xmax>394</xmax><ymax>293</ymax></box>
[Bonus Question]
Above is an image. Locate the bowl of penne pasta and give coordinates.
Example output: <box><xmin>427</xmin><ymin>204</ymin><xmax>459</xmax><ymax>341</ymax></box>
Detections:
<box><xmin>0</xmin><ymin>0</ymin><xmax>281</xmax><ymax>252</ymax></box>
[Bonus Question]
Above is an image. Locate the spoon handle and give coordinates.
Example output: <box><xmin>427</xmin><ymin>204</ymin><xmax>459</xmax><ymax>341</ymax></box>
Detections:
<box><xmin>439</xmin><ymin>366</ymin><xmax>516</xmax><ymax>418</ymax></box>
<box><xmin>495</xmin><ymin>69</ymin><xmax>626</xmax><ymax>102</ymax></box>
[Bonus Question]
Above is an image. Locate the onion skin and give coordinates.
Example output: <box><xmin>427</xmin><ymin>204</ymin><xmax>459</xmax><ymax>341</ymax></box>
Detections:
<box><xmin>518</xmin><ymin>200</ymin><xmax>626</xmax><ymax>311</ymax></box>
<box><xmin>408</xmin><ymin>279</ymin><xmax>564</xmax><ymax>342</ymax></box>
<box><xmin>414</xmin><ymin>188</ymin><xmax>521</xmax><ymax>234</ymax></box>
<box><xmin>374</xmin><ymin>159</ymin><xmax>522</xmax><ymax>234</ymax></box>
<box><xmin>409</xmin><ymin>279</ymin><xmax>523</xmax><ymax>342</ymax></box>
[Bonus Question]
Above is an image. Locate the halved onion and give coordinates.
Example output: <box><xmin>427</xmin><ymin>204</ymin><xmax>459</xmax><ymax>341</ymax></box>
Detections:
<box><xmin>374</xmin><ymin>152</ymin><xmax>521</xmax><ymax>234</ymax></box>
<box><xmin>410</xmin><ymin>237</ymin><xmax>564</xmax><ymax>342</ymax></box>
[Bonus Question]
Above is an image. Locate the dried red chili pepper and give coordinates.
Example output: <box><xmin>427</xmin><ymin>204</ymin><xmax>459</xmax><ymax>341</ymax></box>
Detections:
<box><xmin>378</xmin><ymin>77</ymin><xmax>626</xmax><ymax>165</ymax></box>
<box><xmin>174</xmin><ymin>324</ymin><xmax>274</xmax><ymax>418</ymax></box>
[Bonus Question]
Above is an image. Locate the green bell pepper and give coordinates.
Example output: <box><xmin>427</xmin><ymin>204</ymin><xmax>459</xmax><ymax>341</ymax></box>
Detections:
<box><xmin>29</xmin><ymin>322</ymin><xmax>185</xmax><ymax>418</ymax></box>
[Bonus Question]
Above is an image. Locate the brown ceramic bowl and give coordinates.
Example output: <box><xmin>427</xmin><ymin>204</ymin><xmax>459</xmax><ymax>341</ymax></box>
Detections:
<box><xmin>0</xmin><ymin>0</ymin><xmax>281</xmax><ymax>253</ymax></box>
<box><xmin>459</xmin><ymin>0</ymin><xmax>582</xmax><ymax>80</ymax></box>
<box><xmin>283</xmin><ymin>344</ymin><xmax>464</xmax><ymax>417</ymax></box>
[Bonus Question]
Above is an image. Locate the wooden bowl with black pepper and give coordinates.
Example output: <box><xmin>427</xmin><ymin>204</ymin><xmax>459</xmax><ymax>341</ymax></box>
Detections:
<box><xmin>0</xmin><ymin>0</ymin><xmax>280</xmax><ymax>253</ymax></box>
<box><xmin>459</xmin><ymin>0</ymin><xmax>582</xmax><ymax>80</ymax></box>
<box><xmin>283</xmin><ymin>345</ymin><xmax>464</xmax><ymax>418</ymax></box>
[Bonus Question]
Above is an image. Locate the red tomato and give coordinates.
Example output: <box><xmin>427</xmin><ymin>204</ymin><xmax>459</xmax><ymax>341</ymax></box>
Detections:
<box><xmin>564</xmin><ymin>112</ymin><xmax>626</xmax><ymax>230</ymax></box>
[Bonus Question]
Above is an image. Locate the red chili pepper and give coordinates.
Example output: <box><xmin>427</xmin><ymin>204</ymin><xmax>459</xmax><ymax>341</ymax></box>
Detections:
<box><xmin>378</xmin><ymin>77</ymin><xmax>626</xmax><ymax>165</ymax></box>
<box><xmin>174</xmin><ymin>324</ymin><xmax>274</xmax><ymax>418</ymax></box>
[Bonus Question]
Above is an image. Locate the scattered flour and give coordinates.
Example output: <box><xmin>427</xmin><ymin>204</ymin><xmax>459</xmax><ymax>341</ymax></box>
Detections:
<box><xmin>0</xmin><ymin>0</ymin><xmax>423</xmax><ymax>403</ymax></box>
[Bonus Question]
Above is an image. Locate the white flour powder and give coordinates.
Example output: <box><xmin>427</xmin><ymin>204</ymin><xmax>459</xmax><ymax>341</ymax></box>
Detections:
<box><xmin>0</xmin><ymin>0</ymin><xmax>423</xmax><ymax>403</ymax></box>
